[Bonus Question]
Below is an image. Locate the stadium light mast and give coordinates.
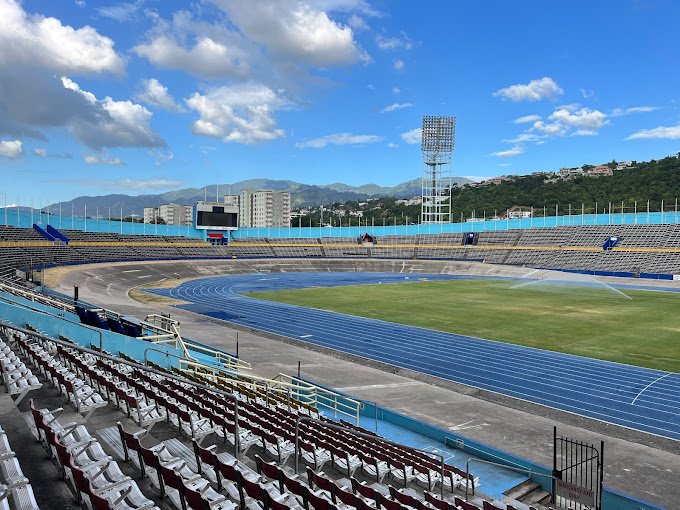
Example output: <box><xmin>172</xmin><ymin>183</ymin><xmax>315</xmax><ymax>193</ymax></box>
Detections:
<box><xmin>421</xmin><ymin>115</ymin><xmax>455</xmax><ymax>223</ymax></box>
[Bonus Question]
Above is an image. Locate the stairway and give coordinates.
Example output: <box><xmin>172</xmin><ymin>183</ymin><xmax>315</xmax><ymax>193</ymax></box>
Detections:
<box><xmin>504</xmin><ymin>479</ymin><xmax>552</xmax><ymax>509</ymax></box>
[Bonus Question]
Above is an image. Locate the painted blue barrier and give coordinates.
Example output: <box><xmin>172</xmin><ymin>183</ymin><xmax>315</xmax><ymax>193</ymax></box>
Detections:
<box><xmin>32</xmin><ymin>223</ymin><xmax>54</xmax><ymax>241</ymax></box>
<box><xmin>46</xmin><ymin>224</ymin><xmax>69</xmax><ymax>244</ymax></box>
<box><xmin>235</xmin><ymin>210</ymin><xmax>680</xmax><ymax>239</ymax></box>
<box><xmin>0</xmin><ymin>300</ymin><xmax>184</xmax><ymax>370</ymax></box>
<box><xmin>2</xmin><ymin>205</ymin><xmax>680</xmax><ymax>241</ymax></box>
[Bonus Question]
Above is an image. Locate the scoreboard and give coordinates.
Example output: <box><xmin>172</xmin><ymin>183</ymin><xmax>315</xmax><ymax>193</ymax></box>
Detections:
<box><xmin>195</xmin><ymin>201</ymin><xmax>238</xmax><ymax>230</ymax></box>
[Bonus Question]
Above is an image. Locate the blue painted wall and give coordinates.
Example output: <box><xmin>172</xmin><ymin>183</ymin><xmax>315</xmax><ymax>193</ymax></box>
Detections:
<box><xmin>235</xmin><ymin>211</ymin><xmax>680</xmax><ymax>239</ymax></box>
<box><xmin>0</xmin><ymin>300</ymin><xmax>184</xmax><ymax>370</ymax></box>
<box><xmin>3</xmin><ymin>206</ymin><xmax>680</xmax><ymax>241</ymax></box>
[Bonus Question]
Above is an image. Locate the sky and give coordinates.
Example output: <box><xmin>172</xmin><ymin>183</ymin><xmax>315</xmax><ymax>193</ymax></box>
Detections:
<box><xmin>0</xmin><ymin>0</ymin><xmax>679</xmax><ymax>204</ymax></box>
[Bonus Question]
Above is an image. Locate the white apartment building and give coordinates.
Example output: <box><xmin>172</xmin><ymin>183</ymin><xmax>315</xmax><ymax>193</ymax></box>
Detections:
<box><xmin>224</xmin><ymin>190</ymin><xmax>291</xmax><ymax>228</ymax></box>
<box><xmin>143</xmin><ymin>204</ymin><xmax>193</xmax><ymax>225</ymax></box>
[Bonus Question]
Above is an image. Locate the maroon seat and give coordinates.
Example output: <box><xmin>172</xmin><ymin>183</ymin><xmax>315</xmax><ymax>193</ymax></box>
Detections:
<box><xmin>331</xmin><ymin>485</ymin><xmax>357</xmax><ymax>509</ymax></box>
<box><xmin>377</xmin><ymin>494</ymin><xmax>406</xmax><ymax>510</ymax></box>
<box><xmin>351</xmin><ymin>478</ymin><xmax>378</xmax><ymax>505</ymax></box>
<box><xmin>389</xmin><ymin>487</ymin><xmax>427</xmax><ymax>510</ymax></box>
<box><xmin>455</xmin><ymin>497</ymin><xmax>482</xmax><ymax>510</ymax></box>
<box><xmin>425</xmin><ymin>492</ymin><xmax>454</xmax><ymax>510</ymax></box>
<box><xmin>237</xmin><ymin>471</ymin><xmax>265</xmax><ymax>510</ymax></box>
<box><xmin>306</xmin><ymin>467</ymin><xmax>335</xmax><ymax>501</ymax></box>
<box><xmin>263</xmin><ymin>491</ymin><xmax>291</xmax><ymax>510</ymax></box>
<box><xmin>255</xmin><ymin>455</ymin><xmax>283</xmax><ymax>494</ymax></box>
<box><xmin>303</xmin><ymin>487</ymin><xmax>337</xmax><ymax>510</ymax></box>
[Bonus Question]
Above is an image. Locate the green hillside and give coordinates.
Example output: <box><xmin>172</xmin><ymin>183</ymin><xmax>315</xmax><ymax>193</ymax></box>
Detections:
<box><xmin>451</xmin><ymin>155</ymin><xmax>680</xmax><ymax>218</ymax></box>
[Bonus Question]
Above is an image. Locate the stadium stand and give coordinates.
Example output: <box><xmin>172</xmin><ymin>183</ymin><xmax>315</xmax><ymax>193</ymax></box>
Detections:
<box><xmin>2</xmin><ymin>223</ymin><xmax>680</xmax><ymax>282</ymax></box>
<box><xmin>0</xmin><ymin>313</ymin><xmax>522</xmax><ymax>510</ymax></box>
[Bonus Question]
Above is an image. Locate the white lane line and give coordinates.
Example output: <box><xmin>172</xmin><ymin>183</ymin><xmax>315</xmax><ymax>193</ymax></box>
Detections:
<box><xmin>632</xmin><ymin>373</ymin><xmax>673</xmax><ymax>405</ymax></box>
<box><xmin>337</xmin><ymin>381</ymin><xmax>423</xmax><ymax>391</ymax></box>
<box><xmin>136</xmin><ymin>275</ymin><xmax>153</xmax><ymax>279</ymax></box>
<box><xmin>122</xmin><ymin>269</ymin><xmax>141</xmax><ymax>273</ymax></box>
<box><xmin>300</xmin><ymin>334</ymin><xmax>313</xmax><ymax>338</ymax></box>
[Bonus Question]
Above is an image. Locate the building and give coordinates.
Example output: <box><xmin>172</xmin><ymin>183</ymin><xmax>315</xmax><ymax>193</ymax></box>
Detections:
<box><xmin>587</xmin><ymin>165</ymin><xmax>613</xmax><ymax>177</ymax></box>
<box><xmin>615</xmin><ymin>161</ymin><xmax>634</xmax><ymax>170</ymax></box>
<box><xmin>225</xmin><ymin>190</ymin><xmax>291</xmax><ymax>228</ymax></box>
<box><xmin>143</xmin><ymin>204</ymin><xmax>193</xmax><ymax>225</ymax></box>
<box><xmin>559</xmin><ymin>167</ymin><xmax>584</xmax><ymax>178</ymax></box>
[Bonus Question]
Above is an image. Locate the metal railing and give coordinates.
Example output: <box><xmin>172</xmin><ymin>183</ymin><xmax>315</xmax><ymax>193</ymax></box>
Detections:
<box><xmin>273</xmin><ymin>373</ymin><xmax>363</xmax><ymax>422</ymax></box>
<box><xmin>0</xmin><ymin>280</ymin><xmax>75</xmax><ymax>313</ymax></box>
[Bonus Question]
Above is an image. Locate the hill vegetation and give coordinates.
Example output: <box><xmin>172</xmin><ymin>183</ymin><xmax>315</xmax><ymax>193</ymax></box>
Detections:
<box><xmin>298</xmin><ymin>154</ymin><xmax>680</xmax><ymax>226</ymax></box>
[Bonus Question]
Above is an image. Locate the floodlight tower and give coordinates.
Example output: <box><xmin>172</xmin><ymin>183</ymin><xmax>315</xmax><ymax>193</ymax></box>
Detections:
<box><xmin>421</xmin><ymin>115</ymin><xmax>455</xmax><ymax>223</ymax></box>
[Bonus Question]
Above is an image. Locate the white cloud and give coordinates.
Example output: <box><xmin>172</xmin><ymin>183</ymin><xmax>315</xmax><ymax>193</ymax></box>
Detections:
<box><xmin>210</xmin><ymin>0</ymin><xmax>364</xmax><ymax>66</ymax></box>
<box><xmin>490</xmin><ymin>145</ymin><xmax>524</xmax><ymax>157</ymax></box>
<box><xmin>33</xmin><ymin>148</ymin><xmax>71</xmax><ymax>158</ymax></box>
<box><xmin>503</xmin><ymin>133</ymin><xmax>546</xmax><ymax>144</ymax></box>
<box><xmin>580</xmin><ymin>88</ymin><xmax>595</xmax><ymax>100</ymax></box>
<box><xmin>0</xmin><ymin>140</ymin><xmax>22</xmax><ymax>158</ymax></box>
<box><xmin>513</xmin><ymin>114</ymin><xmax>541</xmax><ymax>124</ymax></box>
<box><xmin>387</xmin><ymin>142</ymin><xmax>398</xmax><ymax>148</ymax></box>
<box><xmin>400</xmin><ymin>128</ymin><xmax>421</xmax><ymax>144</ymax></box>
<box><xmin>134</xmin><ymin>29</ymin><xmax>250</xmax><ymax>79</ymax></box>
<box><xmin>136</xmin><ymin>78</ymin><xmax>183</xmax><ymax>112</ymax></box>
<box><xmin>625</xmin><ymin>124</ymin><xmax>680</xmax><ymax>140</ymax></box>
<box><xmin>0</xmin><ymin>0</ymin><xmax>124</xmax><ymax>75</ymax></box>
<box><xmin>392</xmin><ymin>87</ymin><xmax>400</xmax><ymax>95</ymax></box>
<box><xmin>611</xmin><ymin>106</ymin><xmax>660</xmax><ymax>117</ymax></box>
<box><xmin>61</xmin><ymin>77</ymin><xmax>165</xmax><ymax>149</ymax></box>
<box><xmin>532</xmin><ymin>120</ymin><xmax>565</xmax><ymax>136</ymax></box>
<box><xmin>75</xmin><ymin>0</ymin><xmax>85</xmax><ymax>7</ymax></box>
<box><xmin>186</xmin><ymin>83</ymin><xmax>287</xmax><ymax>144</ymax></box>
<box><xmin>493</xmin><ymin>76</ymin><xmax>563</xmax><ymax>102</ymax></box>
<box><xmin>399</xmin><ymin>128</ymin><xmax>423</xmax><ymax>145</ymax></box>
<box><xmin>97</xmin><ymin>1</ymin><xmax>142</xmax><ymax>22</ymax></box>
<box><xmin>393</xmin><ymin>58</ymin><xmax>405</xmax><ymax>71</ymax></box>
<box><xmin>84</xmin><ymin>154</ymin><xmax>124</xmax><ymax>165</ymax></box>
<box><xmin>548</xmin><ymin>105</ymin><xmax>607</xmax><ymax>132</ymax></box>
<box><xmin>296</xmin><ymin>132</ymin><xmax>383</xmax><ymax>149</ymax></box>
<box><xmin>380</xmin><ymin>102</ymin><xmax>413</xmax><ymax>114</ymax></box>
<box><xmin>347</xmin><ymin>14</ymin><xmax>368</xmax><ymax>30</ymax></box>
<box><xmin>376</xmin><ymin>33</ymin><xmax>412</xmax><ymax>50</ymax></box>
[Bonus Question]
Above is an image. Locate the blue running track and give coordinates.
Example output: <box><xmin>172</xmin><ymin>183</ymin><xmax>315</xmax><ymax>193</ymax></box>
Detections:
<box><xmin>150</xmin><ymin>272</ymin><xmax>680</xmax><ymax>441</ymax></box>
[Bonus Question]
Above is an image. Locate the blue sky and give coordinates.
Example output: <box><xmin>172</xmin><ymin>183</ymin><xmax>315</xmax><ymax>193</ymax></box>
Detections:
<box><xmin>0</xmin><ymin>0</ymin><xmax>679</xmax><ymax>204</ymax></box>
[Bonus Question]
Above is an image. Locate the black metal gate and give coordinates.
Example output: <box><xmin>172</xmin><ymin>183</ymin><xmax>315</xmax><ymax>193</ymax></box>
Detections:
<box><xmin>552</xmin><ymin>427</ymin><xmax>604</xmax><ymax>509</ymax></box>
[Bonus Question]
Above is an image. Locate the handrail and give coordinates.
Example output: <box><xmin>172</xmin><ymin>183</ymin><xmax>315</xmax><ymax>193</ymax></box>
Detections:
<box><xmin>294</xmin><ymin>415</ymin><xmax>445</xmax><ymax>499</ymax></box>
<box><xmin>273</xmin><ymin>373</ymin><xmax>363</xmax><ymax>423</ymax></box>
<box><xmin>0</xmin><ymin>281</ymin><xmax>75</xmax><ymax>313</ymax></box>
<box><xmin>182</xmin><ymin>339</ymin><xmax>251</xmax><ymax>371</ymax></box>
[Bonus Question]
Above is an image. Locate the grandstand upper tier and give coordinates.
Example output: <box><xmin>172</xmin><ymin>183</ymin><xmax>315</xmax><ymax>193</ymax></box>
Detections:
<box><xmin>3</xmin><ymin>223</ymin><xmax>680</xmax><ymax>279</ymax></box>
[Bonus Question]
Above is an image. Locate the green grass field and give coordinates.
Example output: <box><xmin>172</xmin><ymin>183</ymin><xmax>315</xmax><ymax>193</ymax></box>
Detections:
<box><xmin>247</xmin><ymin>279</ymin><xmax>680</xmax><ymax>373</ymax></box>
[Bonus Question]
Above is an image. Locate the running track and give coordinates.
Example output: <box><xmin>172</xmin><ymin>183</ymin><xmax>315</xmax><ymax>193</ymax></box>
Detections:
<box><xmin>150</xmin><ymin>272</ymin><xmax>680</xmax><ymax>441</ymax></box>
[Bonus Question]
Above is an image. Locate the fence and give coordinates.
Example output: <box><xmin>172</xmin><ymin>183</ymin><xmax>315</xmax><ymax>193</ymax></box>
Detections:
<box><xmin>0</xmin><ymin>207</ymin><xmax>204</xmax><ymax>239</ymax></box>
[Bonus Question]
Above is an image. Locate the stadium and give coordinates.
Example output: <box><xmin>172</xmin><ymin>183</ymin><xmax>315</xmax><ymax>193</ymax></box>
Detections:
<box><xmin>1</xmin><ymin>3</ymin><xmax>679</xmax><ymax>510</ymax></box>
<box><xmin>0</xmin><ymin>200</ymin><xmax>679</xmax><ymax>510</ymax></box>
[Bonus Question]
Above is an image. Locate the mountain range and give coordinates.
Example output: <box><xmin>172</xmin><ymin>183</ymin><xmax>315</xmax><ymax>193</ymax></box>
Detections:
<box><xmin>47</xmin><ymin>177</ymin><xmax>473</xmax><ymax>217</ymax></box>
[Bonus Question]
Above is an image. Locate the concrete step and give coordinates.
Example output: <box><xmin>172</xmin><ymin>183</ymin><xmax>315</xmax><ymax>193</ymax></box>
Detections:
<box><xmin>504</xmin><ymin>479</ymin><xmax>541</xmax><ymax>501</ymax></box>
<box><xmin>522</xmin><ymin>488</ymin><xmax>552</xmax><ymax>506</ymax></box>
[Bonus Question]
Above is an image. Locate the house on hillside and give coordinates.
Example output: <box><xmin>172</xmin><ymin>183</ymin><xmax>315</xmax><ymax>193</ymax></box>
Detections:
<box><xmin>559</xmin><ymin>167</ymin><xmax>584</xmax><ymax>179</ymax></box>
<box><xmin>587</xmin><ymin>165</ymin><xmax>613</xmax><ymax>177</ymax></box>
